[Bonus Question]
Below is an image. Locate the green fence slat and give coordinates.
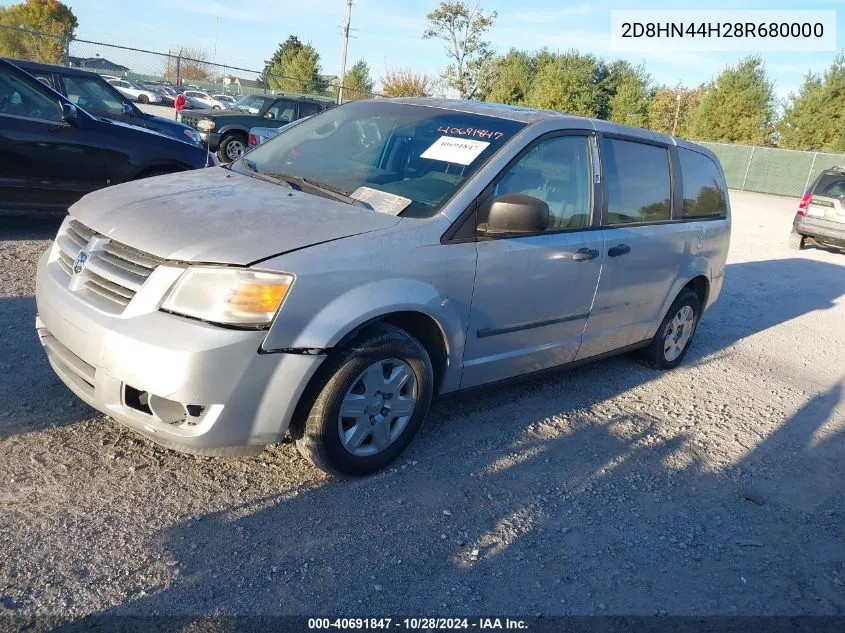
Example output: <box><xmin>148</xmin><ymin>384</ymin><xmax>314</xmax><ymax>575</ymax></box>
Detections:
<box><xmin>696</xmin><ymin>142</ymin><xmax>845</xmax><ymax>197</ymax></box>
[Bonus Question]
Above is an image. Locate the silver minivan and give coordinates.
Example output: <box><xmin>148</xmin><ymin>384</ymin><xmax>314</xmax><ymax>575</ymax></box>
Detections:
<box><xmin>35</xmin><ymin>99</ymin><xmax>731</xmax><ymax>475</ymax></box>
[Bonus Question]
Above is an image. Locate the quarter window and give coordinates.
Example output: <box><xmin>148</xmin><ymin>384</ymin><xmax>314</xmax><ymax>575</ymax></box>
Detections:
<box><xmin>678</xmin><ymin>147</ymin><xmax>727</xmax><ymax>218</ymax></box>
<box><xmin>601</xmin><ymin>138</ymin><xmax>671</xmax><ymax>224</ymax></box>
<box><xmin>493</xmin><ymin>135</ymin><xmax>593</xmax><ymax>231</ymax></box>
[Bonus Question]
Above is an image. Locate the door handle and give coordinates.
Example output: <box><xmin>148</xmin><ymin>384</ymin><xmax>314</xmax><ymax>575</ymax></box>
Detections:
<box><xmin>608</xmin><ymin>244</ymin><xmax>631</xmax><ymax>257</ymax></box>
<box><xmin>570</xmin><ymin>247</ymin><xmax>600</xmax><ymax>261</ymax></box>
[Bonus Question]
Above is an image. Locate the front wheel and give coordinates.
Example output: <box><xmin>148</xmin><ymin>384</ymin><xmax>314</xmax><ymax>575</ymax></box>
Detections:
<box><xmin>137</xmin><ymin>94</ymin><xmax>149</xmax><ymax>104</ymax></box>
<box><xmin>642</xmin><ymin>289</ymin><xmax>701</xmax><ymax>369</ymax></box>
<box><xmin>292</xmin><ymin>323</ymin><xmax>434</xmax><ymax>477</ymax></box>
<box><xmin>218</xmin><ymin>134</ymin><xmax>246</xmax><ymax>163</ymax></box>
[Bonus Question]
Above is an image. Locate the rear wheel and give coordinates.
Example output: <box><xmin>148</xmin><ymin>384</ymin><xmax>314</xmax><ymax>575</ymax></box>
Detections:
<box><xmin>218</xmin><ymin>133</ymin><xmax>247</xmax><ymax>163</ymax></box>
<box><xmin>788</xmin><ymin>229</ymin><xmax>806</xmax><ymax>250</ymax></box>
<box><xmin>292</xmin><ymin>323</ymin><xmax>433</xmax><ymax>477</ymax></box>
<box><xmin>137</xmin><ymin>94</ymin><xmax>149</xmax><ymax>104</ymax></box>
<box><xmin>642</xmin><ymin>289</ymin><xmax>701</xmax><ymax>370</ymax></box>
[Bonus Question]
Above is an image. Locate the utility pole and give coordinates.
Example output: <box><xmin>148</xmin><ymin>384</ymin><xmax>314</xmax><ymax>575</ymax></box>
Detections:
<box><xmin>672</xmin><ymin>92</ymin><xmax>682</xmax><ymax>136</ymax></box>
<box><xmin>337</xmin><ymin>0</ymin><xmax>353</xmax><ymax>104</ymax></box>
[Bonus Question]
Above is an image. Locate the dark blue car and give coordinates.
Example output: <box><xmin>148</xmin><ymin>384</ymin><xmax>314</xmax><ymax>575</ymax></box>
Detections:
<box><xmin>7</xmin><ymin>57</ymin><xmax>203</xmax><ymax>147</ymax></box>
<box><xmin>0</xmin><ymin>58</ymin><xmax>211</xmax><ymax>213</ymax></box>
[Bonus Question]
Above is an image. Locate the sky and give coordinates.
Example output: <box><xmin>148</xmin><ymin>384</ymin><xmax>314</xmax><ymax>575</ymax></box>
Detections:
<box><xmin>4</xmin><ymin>0</ymin><xmax>844</xmax><ymax>102</ymax></box>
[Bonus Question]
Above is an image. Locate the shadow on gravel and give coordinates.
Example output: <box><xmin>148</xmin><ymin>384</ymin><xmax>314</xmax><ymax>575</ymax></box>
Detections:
<box><xmin>0</xmin><ymin>297</ymin><xmax>94</xmax><ymax>440</ymax></box>
<box><xmin>39</xmin><ymin>256</ymin><xmax>845</xmax><ymax>626</ymax></box>
<box><xmin>0</xmin><ymin>213</ymin><xmax>65</xmax><ymax>241</ymax></box>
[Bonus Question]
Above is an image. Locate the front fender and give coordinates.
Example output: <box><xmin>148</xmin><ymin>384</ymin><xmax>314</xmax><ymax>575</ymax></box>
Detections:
<box><xmin>217</xmin><ymin>125</ymin><xmax>249</xmax><ymax>137</ymax></box>
<box><xmin>263</xmin><ymin>278</ymin><xmax>468</xmax><ymax>393</ymax></box>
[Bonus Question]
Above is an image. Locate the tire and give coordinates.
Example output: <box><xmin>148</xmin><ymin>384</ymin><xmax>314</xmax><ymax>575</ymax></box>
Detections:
<box><xmin>137</xmin><ymin>94</ymin><xmax>149</xmax><ymax>104</ymax></box>
<box><xmin>642</xmin><ymin>288</ymin><xmax>701</xmax><ymax>370</ymax></box>
<box><xmin>788</xmin><ymin>229</ymin><xmax>806</xmax><ymax>250</ymax></box>
<box><xmin>218</xmin><ymin>133</ymin><xmax>247</xmax><ymax>163</ymax></box>
<box><xmin>292</xmin><ymin>323</ymin><xmax>434</xmax><ymax>477</ymax></box>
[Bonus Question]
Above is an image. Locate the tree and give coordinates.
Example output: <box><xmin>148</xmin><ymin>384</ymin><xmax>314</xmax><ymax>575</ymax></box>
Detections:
<box><xmin>778</xmin><ymin>55</ymin><xmax>845</xmax><ymax>151</ymax></box>
<box><xmin>604</xmin><ymin>61</ymin><xmax>651</xmax><ymax>127</ymax></box>
<box><xmin>380</xmin><ymin>68</ymin><xmax>432</xmax><ymax>97</ymax></box>
<box><xmin>265</xmin><ymin>35</ymin><xmax>326</xmax><ymax>95</ymax></box>
<box><xmin>179</xmin><ymin>47</ymin><xmax>211</xmax><ymax>81</ymax></box>
<box><xmin>483</xmin><ymin>49</ymin><xmax>535</xmax><ymax>105</ymax></box>
<box><xmin>686</xmin><ymin>56</ymin><xmax>776</xmax><ymax>145</ymax></box>
<box><xmin>525</xmin><ymin>50</ymin><xmax>602</xmax><ymax>116</ymax></box>
<box><xmin>423</xmin><ymin>1</ymin><xmax>497</xmax><ymax>99</ymax></box>
<box><xmin>340</xmin><ymin>59</ymin><xmax>374</xmax><ymax>101</ymax></box>
<box><xmin>0</xmin><ymin>0</ymin><xmax>77</xmax><ymax>64</ymax></box>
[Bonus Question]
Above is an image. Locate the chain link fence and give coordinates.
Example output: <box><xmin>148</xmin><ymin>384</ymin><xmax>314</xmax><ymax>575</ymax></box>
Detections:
<box><xmin>0</xmin><ymin>24</ymin><xmax>380</xmax><ymax>103</ymax></box>
<box><xmin>698</xmin><ymin>141</ymin><xmax>845</xmax><ymax>198</ymax></box>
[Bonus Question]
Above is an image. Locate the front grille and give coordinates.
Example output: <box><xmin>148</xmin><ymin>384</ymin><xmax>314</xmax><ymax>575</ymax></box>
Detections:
<box><xmin>179</xmin><ymin>113</ymin><xmax>200</xmax><ymax>129</ymax></box>
<box><xmin>54</xmin><ymin>219</ymin><xmax>164</xmax><ymax>314</ymax></box>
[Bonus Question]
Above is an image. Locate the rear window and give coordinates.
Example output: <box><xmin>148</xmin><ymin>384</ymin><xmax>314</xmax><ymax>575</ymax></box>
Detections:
<box><xmin>678</xmin><ymin>147</ymin><xmax>728</xmax><ymax>218</ymax></box>
<box><xmin>602</xmin><ymin>138</ymin><xmax>671</xmax><ymax>224</ymax></box>
<box><xmin>812</xmin><ymin>172</ymin><xmax>845</xmax><ymax>200</ymax></box>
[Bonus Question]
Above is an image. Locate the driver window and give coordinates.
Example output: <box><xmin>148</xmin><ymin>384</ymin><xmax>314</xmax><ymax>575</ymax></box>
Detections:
<box><xmin>0</xmin><ymin>67</ymin><xmax>63</xmax><ymax>122</ymax></box>
<box><xmin>266</xmin><ymin>100</ymin><xmax>295</xmax><ymax>121</ymax></box>
<box><xmin>62</xmin><ymin>76</ymin><xmax>123</xmax><ymax>116</ymax></box>
<box><xmin>494</xmin><ymin>135</ymin><xmax>592</xmax><ymax>231</ymax></box>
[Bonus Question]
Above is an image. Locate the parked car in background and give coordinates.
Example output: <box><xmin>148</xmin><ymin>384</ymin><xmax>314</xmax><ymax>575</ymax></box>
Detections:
<box><xmin>247</xmin><ymin>118</ymin><xmax>309</xmax><ymax>149</ymax></box>
<box><xmin>790</xmin><ymin>167</ymin><xmax>845</xmax><ymax>252</ymax></box>
<box><xmin>213</xmin><ymin>94</ymin><xmax>236</xmax><ymax>107</ymax></box>
<box><xmin>107</xmin><ymin>78</ymin><xmax>161</xmax><ymax>104</ymax></box>
<box><xmin>34</xmin><ymin>98</ymin><xmax>730</xmax><ymax>476</ymax></box>
<box><xmin>0</xmin><ymin>58</ymin><xmax>211</xmax><ymax>213</ymax></box>
<box><xmin>8</xmin><ymin>59</ymin><xmax>203</xmax><ymax>146</ymax></box>
<box><xmin>182</xmin><ymin>90</ymin><xmax>226</xmax><ymax>109</ymax></box>
<box><xmin>181</xmin><ymin>94</ymin><xmax>331</xmax><ymax>162</ymax></box>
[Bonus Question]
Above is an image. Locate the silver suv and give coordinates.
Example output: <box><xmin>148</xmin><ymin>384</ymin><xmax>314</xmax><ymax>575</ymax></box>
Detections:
<box><xmin>35</xmin><ymin>99</ymin><xmax>731</xmax><ymax>476</ymax></box>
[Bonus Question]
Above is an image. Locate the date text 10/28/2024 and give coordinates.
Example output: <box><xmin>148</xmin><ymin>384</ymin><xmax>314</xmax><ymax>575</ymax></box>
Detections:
<box><xmin>308</xmin><ymin>618</ymin><xmax>529</xmax><ymax>630</ymax></box>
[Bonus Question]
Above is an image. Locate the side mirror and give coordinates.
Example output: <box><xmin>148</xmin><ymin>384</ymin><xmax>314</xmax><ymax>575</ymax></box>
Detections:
<box><xmin>60</xmin><ymin>101</ymin><xmax>78</xmax><ymax>124</ymax></box>
<box><xmin>264</xmin><ymin>112</ymin><xmax>275</xmax><ymax>120</ymax></box>
<box><xmin>122</xmin><ymin>103</ymin><xmax>133</xmax><ymax>116</ymax></box>
<box><xmin>479</xmin><ymin>193</ymin><xmax>549</xmax><ymax>237</ymax></box>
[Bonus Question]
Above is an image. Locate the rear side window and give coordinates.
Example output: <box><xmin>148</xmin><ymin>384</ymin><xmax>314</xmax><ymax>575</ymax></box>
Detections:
<box><xmin>601</xmin><ymin>138</ymin><xmax>671</xmax><ymax>224</ymax></box>
<box><xmin>299</xmin><ymin>101</ymin><xmax>323</xmax><ymax>117</ymax></box>
<box><xmin>678</xmin><ymin>148</ymin><xmax>728</xmax><ymax>218</ymax></box>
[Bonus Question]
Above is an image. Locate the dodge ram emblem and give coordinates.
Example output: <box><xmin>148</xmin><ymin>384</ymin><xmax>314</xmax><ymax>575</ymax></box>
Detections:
<box><xmin>73</xmin><ymin>250</ymin><xmax>90</xmax><ymax>275</ymax></box>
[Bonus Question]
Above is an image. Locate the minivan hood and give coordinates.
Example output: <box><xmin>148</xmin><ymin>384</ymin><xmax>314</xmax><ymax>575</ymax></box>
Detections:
<box><xmin>69</xmin><ymin>168</ymin><xmax>402</xmax><ymax>265</ymax></box>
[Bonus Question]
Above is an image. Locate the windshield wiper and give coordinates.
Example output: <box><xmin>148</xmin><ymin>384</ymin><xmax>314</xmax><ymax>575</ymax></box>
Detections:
<box><xmin>262</xmin><ymin>172</ymin><xmax>366</xmax><ymax>207</ymax></box>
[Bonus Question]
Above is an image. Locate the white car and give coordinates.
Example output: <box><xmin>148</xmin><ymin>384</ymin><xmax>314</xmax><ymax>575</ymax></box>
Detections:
<box><xmin>212</xmin><ymin>94</ymin><xmax>237</xmax><ymax>108</ymax></box>
<box><xmin>183</xmin><ymin>90</ymin><xmax>226</xmax><ymax>109</ymax></box>
<box><xmin>107</xmin><ymin>79</ymin><xmax>161</xmax><ymax>104</ymax></box>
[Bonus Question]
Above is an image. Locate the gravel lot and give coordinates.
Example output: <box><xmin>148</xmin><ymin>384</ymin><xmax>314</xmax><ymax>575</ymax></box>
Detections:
<box><xmin>1</xmin><ymin>190</ymin><xmax>843</xmax><ymax>623</ymax></box>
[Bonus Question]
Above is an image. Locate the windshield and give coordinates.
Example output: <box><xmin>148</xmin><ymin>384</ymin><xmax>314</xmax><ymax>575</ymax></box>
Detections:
<box><xmin>234</xmin><ymin>95</ymin><xmax>267</xmax><ymax>114</ymax></box>
<box><xmin>234</xmin><ymin>101</ymin><xmax>525</xmax><ymax>218</ymax></box>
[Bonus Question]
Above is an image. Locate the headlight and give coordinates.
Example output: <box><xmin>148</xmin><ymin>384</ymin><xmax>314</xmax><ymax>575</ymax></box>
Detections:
<box><xmin>197</xmin><ymin>119</ymin><xmax>215</xmax><ymax>131</ymax></box>
<box><xmin>183</xmin><ymin>128</ymin><xmax>202</xmax><ymax>144</ymax></box>
<box><xmin>161</xmin><ymin>267</ymin><xmax>294</xmax><ymax>327</ymax></box>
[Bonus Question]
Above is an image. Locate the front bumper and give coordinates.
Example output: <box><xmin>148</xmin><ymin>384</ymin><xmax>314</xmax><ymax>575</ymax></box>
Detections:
<box><xmin>199</xmin><ymin>131</ymin><xmax>222</xmax><ymax>151</ymax></box>
<box><xmin>35</xmin><ymin>248</ymin><xmax>325</xmax><ymax>456</ymax></box>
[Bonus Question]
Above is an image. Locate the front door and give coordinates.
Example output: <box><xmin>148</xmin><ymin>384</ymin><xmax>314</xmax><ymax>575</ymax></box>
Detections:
<box><xmin>0</xmin><ymin>63</ymin><xmax>108</xmax><ymax>211</ymax></box>
<box><xmin>461</xmin><ymin>132</ymin><xmax>604</xmax><ymax>389</ymax></box>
